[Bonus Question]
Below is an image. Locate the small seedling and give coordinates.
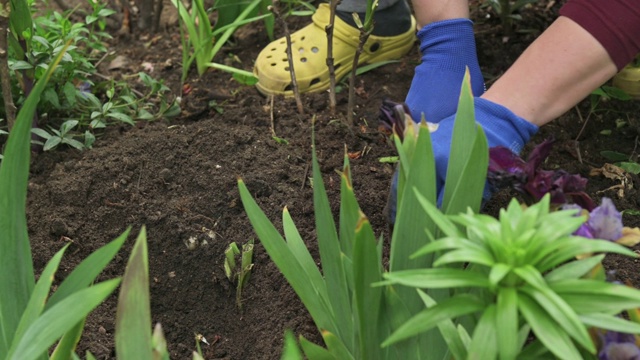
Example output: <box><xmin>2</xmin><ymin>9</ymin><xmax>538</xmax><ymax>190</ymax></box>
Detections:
<box><xmin>223</xmin><ymin>239</ymin><xmax>255</xmax><ymax>309</ymax></box>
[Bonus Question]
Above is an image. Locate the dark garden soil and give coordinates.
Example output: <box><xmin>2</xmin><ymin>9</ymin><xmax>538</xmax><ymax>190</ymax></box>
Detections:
<box><xmin>24</xmin><ymin>1</ymin><xmax>640</xmax><ymax>359</ymax></box>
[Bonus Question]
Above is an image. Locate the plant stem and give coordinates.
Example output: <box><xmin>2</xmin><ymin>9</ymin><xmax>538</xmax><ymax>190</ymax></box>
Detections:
<box><xmin>270</xmin><ymin>1</ymin><xmax>304</xmax><ymax>115</ymax></box>
<box><xmin>347</xmin><ymin>28</ymin><xmax>370</xmax><ymax>125</ymax></box>
<box><xmin>0</xmin><ymin>2</ymin><xmax>16</xmax><ymax>130</ymax></box>
<box><xmin>326</xmin><ymin>0</ymin><xmax>341</xmax><ymax>116</ymax></box>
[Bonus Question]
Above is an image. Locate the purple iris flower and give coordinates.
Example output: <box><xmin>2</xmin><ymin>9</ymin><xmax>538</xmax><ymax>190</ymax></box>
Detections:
<box><xmin>572</xmin><ymin>198</ymin><xmax>623</xmax><ymax>241</ymax></box>
<box><xmin>599</xmin><ymin>330</ymin><xmax>640</xmax><ymax>360</ymax></box>
<box><xmin>488</xmin><ymin>139</ymin><xmax>595</xmax><ymax>210</ymax></box>
<box><xmin>378</xmin><ymin>99</ymin><xmax>413</xmax><ymax>140</ymax></box>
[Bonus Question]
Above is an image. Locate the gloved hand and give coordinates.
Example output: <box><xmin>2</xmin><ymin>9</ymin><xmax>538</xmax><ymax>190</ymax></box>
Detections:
<box><xmin>405</xmin><ymin>18</ymin><xmax>486</xmax><ymax>124</ymax></box>
<box><xmin>386</xmin><ymin>97</ymin><xmax>539</xmax><ymax>223</ymax></box>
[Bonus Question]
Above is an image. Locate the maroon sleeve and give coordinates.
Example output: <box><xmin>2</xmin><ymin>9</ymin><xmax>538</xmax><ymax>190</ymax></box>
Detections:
<box><xmin>560</xmin><ymin>0</ymin><xmax>640</xmax><ymax>70</ymax></box>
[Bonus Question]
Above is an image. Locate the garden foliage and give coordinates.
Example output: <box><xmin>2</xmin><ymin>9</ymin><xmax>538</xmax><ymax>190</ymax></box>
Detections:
<box><xmin>241</xmin><ymin>70</ymin><xmax>640</xmax><ymax>359</ymax></box>
<box><xmin>2</xmin><ymin>0</ymin><xmax>179</xmax><ymax>152</ymax></box>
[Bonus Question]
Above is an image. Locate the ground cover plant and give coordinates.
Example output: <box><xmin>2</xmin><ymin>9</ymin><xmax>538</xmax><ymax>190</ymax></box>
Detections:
<box><xmin>0</xmin><ymin>0</ymin><xmax>179</xmax><ymax>153</ymax></box>
<box><xmin>4</xmin><ymin>0</ymin><xmax>640</xmax><ymax>358</ymax></box>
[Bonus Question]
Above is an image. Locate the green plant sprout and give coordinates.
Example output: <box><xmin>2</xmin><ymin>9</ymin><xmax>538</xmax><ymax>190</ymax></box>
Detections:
<box><xmin>224</xmin><ymin>239</ymin><xmax>255</xmax><ymax>309</ymax></box>
<box><xmin>171</xmin><ymin>0</ymin><xmax>267</xmax><ymax>83</ymax></box>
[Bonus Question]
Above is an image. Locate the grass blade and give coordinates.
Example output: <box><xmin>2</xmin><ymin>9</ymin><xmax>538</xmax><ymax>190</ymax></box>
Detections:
<box><xmin>0</xmin><ymin>43</ymin><xmax>69</xmax><ymax>354</ymax></box>
<box><xmin>282</xmin><ymin>208</ymin><xmax>328</xmax><ymax>301</ymax></box>
<box><xmin>47</xmin><ymin>228</ymin><xmax>130</xmax><ymax>308</ymax></box>
<box><xmin>10</xmin><ymin>245</ymin><xmax>68</xmax><ymax>355</ymax></box>
<box><xmin>311</xmin><ymin>139</ymin><xmax>353</xmax><ymax>348</ymax></box>
<box><xmin>8</xmin><ymin>279</ymin><xmax>121</xmax><ymax>360</ymax></box>
<box><xmin>353</xmin><ymin>215</ymin><xmax>382</xmax><ymax>360</ymax></box>
<box><xmin>116</xmin><ymin>227</ymin><xmax>153</xmax><ymax>359</ymax></box>
<box><xmin>50</xmin><ymin>320</ymin><xmax>85</xmax><ymax>360</ymax></box>
<box><xmin>239</xmin><ymin>179</ymin><xmax>337</xmax><ymax>335</ymax></box>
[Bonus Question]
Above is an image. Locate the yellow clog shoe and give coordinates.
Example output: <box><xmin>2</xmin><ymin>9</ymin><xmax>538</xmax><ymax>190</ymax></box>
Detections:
<box><xmin>254</xmin><ymin>3</ymin><xmax>416</xmax><ymax>96</ymax></box>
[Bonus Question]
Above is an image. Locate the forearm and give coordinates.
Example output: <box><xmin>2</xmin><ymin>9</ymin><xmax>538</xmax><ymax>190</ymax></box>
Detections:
<box><xmin>482</xmin><ymin>16</ymin><xmax>617</xmax><ymax>127</ymax></box>
<box><xmin>483</xmin><ymin>0</ymin><xmax>640</xmax><ymax>127</ymax></box>
<box><xmin>410</xmin><ymin>0</ymin><xmax>468</xmax><ymax>27</ymax></box>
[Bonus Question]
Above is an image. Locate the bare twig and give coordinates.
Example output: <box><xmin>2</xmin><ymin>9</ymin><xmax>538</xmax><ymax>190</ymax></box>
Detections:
<box><xmin>270</xmin><ymin>1</ymin><xmax>304</xmax><ymax>115</ymax></box>
<box><xmin>269</xmin><ymin>95</ymin><xmax>276</xmax><ymax>137</ymax></box>
<box><xmin>0</xmin><ymin>2</ymin><xmax>16</xmax><ymax>130</ymax></box>
<box><xmin>347</xmin><ymin>22</ymin><xmax>371</xmax><ymax>125</ymax></box>
<box><xmin>326</xmin><ymin>0</ymin><xmax>341</xmax><ymax>115</ymax></box>
<box><xmin>300</xmin><ymin>162</ymin><xmax>309</xmax><ymax>190</ymax></box>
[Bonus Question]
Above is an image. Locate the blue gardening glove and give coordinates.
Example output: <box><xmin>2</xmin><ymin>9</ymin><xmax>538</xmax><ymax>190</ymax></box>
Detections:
<box><xmin>385</xmin><ymin>98</ymin><xmax>539</xmax><ymax>224</ymax></box>
<box><xmin>405</xmin><ymin>18</ymin><xmax>485</xmax><ymax>124</ymax></box>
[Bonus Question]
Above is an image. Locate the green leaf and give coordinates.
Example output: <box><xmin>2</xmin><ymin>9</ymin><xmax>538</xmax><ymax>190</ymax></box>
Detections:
<box><xmin>322</xmin><ymin>330</ymin><xmax>354</xmax><ymax>360</ymax></box>
<box><xmin>496</xmin><ymin>287</ymin><xmax>519</xmax><ymax>359</ymax></box>
<box><xmin>50</xmin><ymin>320</ymin><xmax>85</xmax><ymax>360</ymax></box>
<box><xmin>43</xmin><ymin>136</ymin><xmax>62</xmax><ymax>151</ymax></box>
<box><xmin>537</xmin><ymin>238</ymin><xmax>636</xmax><ymax>272</ymax></box>
<box><xmin>232</xmin><ymin>71</ymin><xmax>259</xmax><ymax>85</ymax></box>
<box><xmin>338</xmin><ymin>153</ymin><xmax>358</xmax><ymax>260</ymax></box>
<box><xmin>517</xmin><ymin>293</ymin><xmax>582</xmax><ymax>360</ymax></box>
<box><xmin>442</xmin><ymin>69</ymin><xmax>488</xmax><ymax>214</ymax></box>
<box><xmin>311</xmin><ymin>133</ymin><xmax>353</xmax><ymax>347</ymax></box>
<box><xmin>108</xmin><ymin>112</ymin><xmax>136</xmax><ymax>125</ymax></box>
<box><xmin>353</xmin><ymin>215</ymin><xmax>382</xmax><ymax>360</ymax></box>
<box><xmin>580</xmin><ymin>313</ymin><xmax>640</xmax><ymax>334</ymax></box>
<box><xmin>617</xmin><ymin>161</ymin><xmax>640</xmax><ymax>174</ymax></box>
<box><xmin>116</xmin><ymin>227</ymin><xmax>153</xmax><ymax>359</ymax></box>
<box><xmin>544</xmin><ymin>255</ymin><xmax>605</xmax><ymax>282</ymax></box>
<box><xmin>516</xmin><ymin>266</ymin><xmax>594</xmax><ymax>352</ymax></box>
<box><xmin>382</xmin><ymin>268</ymin><xmax>491</xmax><ymax>289</ymax></box>
<box><xmin>418</xmin><ymin>290</ymin><xmax>468</xmax><ymax>360</ymax></box>
<box><xmin>238</xmin><ymin>179</ymin><xmax>338</xmax><ymax>337</ymax></box>
<box><xmin>10</xmin><ymin>245</ymin><xmax>69</xmax><ymax>354</ymax></box>
<box><xmin>151</xmin><ymin>323</ymin><xmax>170</xmax><ymax>360</ymax></box>
<box><xmin>299</xmin><ymin>335</ymin><xmax>335</xmax><ymax>360</ymax></box>
<box><xmin>281</xmin><ymin>330</ymin><xmax>304</xmax><ymax>360</ymax></box>
<box><xmin>9</xmin><ymin>0</ymin><xmax>32</xmax><ymax>42</ymax></box>
<box><xmin>600</xmin><ymin>150</ymin><xmax>629</xmax><ymax>162</ymax></box>
<box><xmin>8</xmin><ymin>279</ymin><xmax>121</xmax><ymax>360</ymax></box>
<box><xmin>468</xmin><ymin>305</ymin><xmax>498</xmax><ymax>360</ymax></box>
<box><xmin>48</xmin><ymin>228</ymin><xmax>129</xmax><ymax>308</ymax></box>
<box><xmin>0</xmin><ymin>41</ymin><xmax>68</xmax><ymax>355</ymax></box>
<box><xmin>382</xmin><ymin>294</ymin><xmax>486</xmax><ymax>347</ymax></box>
<box><xmin>282</xmin><ymin>209</ymin><xmax>328</xmax><ymax>301</ymax></box>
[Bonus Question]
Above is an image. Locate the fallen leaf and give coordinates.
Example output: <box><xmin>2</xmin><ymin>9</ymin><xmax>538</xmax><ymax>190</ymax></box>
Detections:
<box><xmin>107</xmin><ymin>55</ymin><xmax>129</xmax><ymax>71</ymax></box>
<box><xmin>616</xmin><ymin>227</ymin><xmax>640</xmax><ymax>247</ymax></box>
<box><xmin>348</xmin><ymin>151</ymin><xmax>362</xmax><ymax>160</ymax></box>
<box><xmin>141</xmin><ymin>61</ymin><xmax>154</xmax><ymax>73</ymax></box>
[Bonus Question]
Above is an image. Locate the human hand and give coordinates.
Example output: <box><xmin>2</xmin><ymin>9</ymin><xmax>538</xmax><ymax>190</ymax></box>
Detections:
<box><xmin>383</xmin><ymin>97</ymin><xmax>539</xmax><ymax>223</ymax></box>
